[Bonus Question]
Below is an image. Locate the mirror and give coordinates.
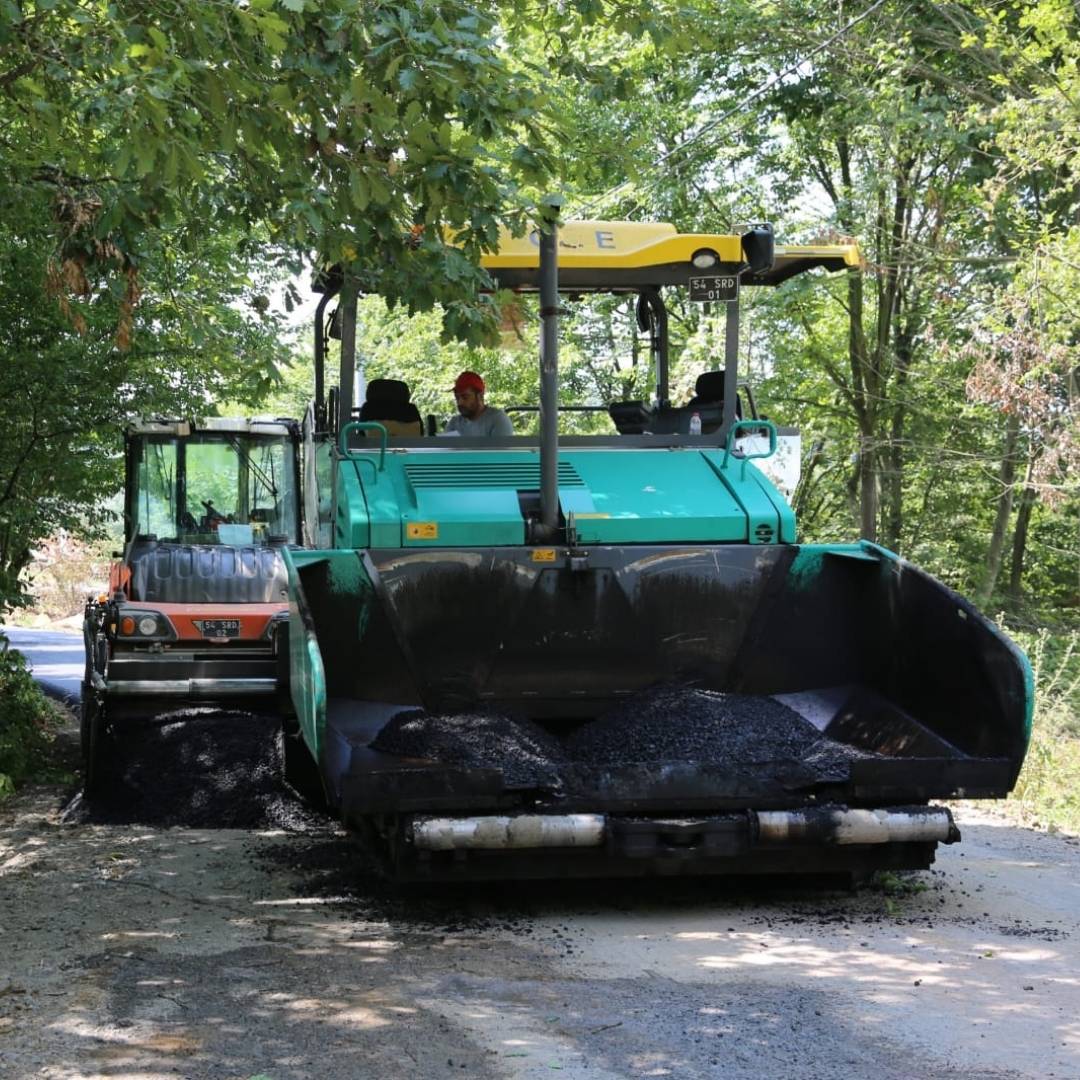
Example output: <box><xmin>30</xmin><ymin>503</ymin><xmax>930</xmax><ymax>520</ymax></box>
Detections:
<box><xmin>741</xmin><ymin>225</ymin><xmax>775</xmax><ymax>274</ymax></box>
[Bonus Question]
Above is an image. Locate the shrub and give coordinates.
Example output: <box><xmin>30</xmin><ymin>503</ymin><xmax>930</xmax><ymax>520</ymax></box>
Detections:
<box><xmin>1009</xmin><ymin>630</ymin><xmax>1080</xmax><ymax>832</ymax></box>
<box><xmin>0</xmin><ymin>634</ymin><xmax>63</xmax><ymax>798</ymax></box>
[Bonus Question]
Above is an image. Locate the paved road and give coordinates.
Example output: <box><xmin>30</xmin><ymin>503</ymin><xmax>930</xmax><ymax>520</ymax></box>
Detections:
<box><xmin>0</xmin><ymin>785</ymin><xmax>1077</xmax><ymax>1079</ymax></box>
<box><xmin>2</xmin><ymin>627</ymin><xmax>1077</xmax><ymax>1078</ymax></box>
<box><xmin>1</xmin><ymin>624</ymin><xmax>83</xmax><ymax>704</ymax></box>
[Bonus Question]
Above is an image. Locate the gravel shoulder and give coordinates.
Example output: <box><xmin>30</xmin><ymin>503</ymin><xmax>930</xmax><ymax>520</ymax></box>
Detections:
<box><xmin>2</xmin><ymin>736</ymin><xmax>1079</xmax><ymax>1080</ymax></box>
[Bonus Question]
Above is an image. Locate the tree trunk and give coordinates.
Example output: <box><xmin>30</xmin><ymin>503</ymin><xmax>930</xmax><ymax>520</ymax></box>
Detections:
<box><xmin>792</xmin><ymin>439</ymin><xmax>824</xmax><ymax>519</ymax></box>
<box><xmin>882</xmin><ymin>327</ymin><xmax>914</xmax><ymax>551</ymax></box>
<box><xmin>858</xmin><ymin>431</ymin><xmax>879</xmax><ymax>541</ymax></box>
<box><xmin>975</xmin><ymin>412</ymin><xmax>1021</xmax><ymax>609</ymax></box>
<box><xmin>883</xmin><ymin>398</ymin><xmax>905</xmax><ymax>550</ymax></box>
<box><xmin>1006</xmin><ymin>485</ymin><xmax>1036</xmax><ymax>604</ymax></box>
<box><xmin>1006</xmin><ymin>449</ymin><xmax>1040</xmax><ymax>603</ymax></box>
<box><xmin>0</xmin><ymin>528</ymin><xmax>33</xmax><ymax>616</ymax></box>
<box><xmin>844</xmin><ymin>262</ymin><xmax>878</xmax><ymax>541</ymax></box>
<box><xmin>907</xmin><ymin>419</ymin><xmax>961</xmax><ymax>554</ymax></box>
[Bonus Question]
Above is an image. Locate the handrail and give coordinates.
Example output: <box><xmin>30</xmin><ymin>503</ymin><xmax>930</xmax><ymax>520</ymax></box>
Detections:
<box><xmin>504</xmin><ymin>404</ymin><xmax>608</xmax><ymax>413</ymax></box>
<box><xmin>722</xmin><ymin>419</ymin><xmax>778</xmax><ymax>479</ymax></box>
<box><xmin>339</xmin><ymin>421</ymin><xmax>388</xmax><ymax>471</ymax></box>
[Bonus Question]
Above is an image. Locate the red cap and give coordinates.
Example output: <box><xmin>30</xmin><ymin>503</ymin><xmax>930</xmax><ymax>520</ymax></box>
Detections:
<box><xmin>453</xmin><ymin>370</ymin><xmax>485</xmax><ymax>394</ymax></box>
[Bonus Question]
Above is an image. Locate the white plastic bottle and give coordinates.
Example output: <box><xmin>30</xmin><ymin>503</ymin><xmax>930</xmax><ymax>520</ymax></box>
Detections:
<box><xmin>689</xmin><ymin>412</ymin><xmax>702</xmax><ymax>436</ymax></box>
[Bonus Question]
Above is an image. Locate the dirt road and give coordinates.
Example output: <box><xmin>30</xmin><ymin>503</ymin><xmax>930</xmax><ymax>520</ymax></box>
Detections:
<box><xmin>2</xmin><ymin>745</ymin><xmax>1078</xmax><ymax>1080</ymax></box>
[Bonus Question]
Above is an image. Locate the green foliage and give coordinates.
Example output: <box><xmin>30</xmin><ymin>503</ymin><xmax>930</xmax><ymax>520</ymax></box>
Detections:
<box><xmin>538</xmin><ymin>0</ymin><xmax>1080</xmax><ymax>616</ymax></box>
<box><xmin>1008</xmin><ymin>630</ymin><xmax>1080</xmax><ymax>831</ymax></box>
<box><xmin>970</xmin><ymin>0</ymin><xmax>1080</xmax><ymax>229</ymax></box>
<box><xmin>0</xmin><ymin>0</ymin><xmax>1076</xmax><ymax>629</ymax></box>
<box><xmin>0</xmin><ymin>0</ymin><xmax>566</xmax><ymax>342</ymax></box>
<box><xmin>0</xmin><ymin>209</ymin><xmax>292</xmax><ymax>614</ymax></box>
<box><xmin>0</xmin><ymin>0</ymin><xmax>720</xmax><ymax>342</ymax></box>
<box><xmin>0</xmin><ymin>634</ymin><xmax>61</xmax><ymax>798</ymax></box>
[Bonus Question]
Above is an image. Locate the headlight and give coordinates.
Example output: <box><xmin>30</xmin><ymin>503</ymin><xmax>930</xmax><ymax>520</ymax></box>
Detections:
<box><xmin>114</xmin><ymin>609</ymin><xmax>176</xmax><ymax>642</ymax></box>
<box><xmin>691</xmin><ymin>248</ymin><xmax>719</xmax><ymax>269</ymax></box>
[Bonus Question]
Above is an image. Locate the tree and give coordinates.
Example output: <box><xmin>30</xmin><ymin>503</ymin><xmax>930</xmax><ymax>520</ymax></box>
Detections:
<box><xmin>1</xmin><ymin>0</ymin><xmax>559</xmax><ymax>344</ymax></box>
<box><xmin>0</xmin><ymin>209</ymin><xmax>293</xmax><ymax>613</ymax></box>
<box><xmin>961</xmin><ymin>246</ymin><xmax>1080</xmax><ymax>609</ymax></box>
<box><xmin>1</xmin><ymin>0</ymin><xmax>706</xmax><ymax>610</ymax></box>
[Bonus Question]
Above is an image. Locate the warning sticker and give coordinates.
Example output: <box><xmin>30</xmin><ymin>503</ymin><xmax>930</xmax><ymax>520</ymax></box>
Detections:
<box><xmin>406</xmin><ymin>522</ymin><xmax>439</xmax><ymax>540</ymax></box>
<box><xmin>531</xmin><ymin>548</ymin><xmax>557</xmax><ymax>562</ymax></box>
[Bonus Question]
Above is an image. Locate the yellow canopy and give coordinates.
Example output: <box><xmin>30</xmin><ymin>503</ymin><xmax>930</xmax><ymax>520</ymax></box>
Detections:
<box><xmin>479</xmin><ymin>220</ymin><xmax>861</xmax><ymax>289</ymax></box>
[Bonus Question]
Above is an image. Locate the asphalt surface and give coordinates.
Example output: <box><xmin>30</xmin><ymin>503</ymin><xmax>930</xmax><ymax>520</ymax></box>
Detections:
<box><xmin>1</xmin><ymin>624</ymin><xmax>83</xmax><ymax>705</ymax></box>
<box><xmin>565</xmin><ymin>685</ymin><xmax>866</xmax><ymax>778</ymax></box>
<box><xmin>372</xmin><ymin>686</ymin><xmax>869</xmax><ymax>790</ymax></box>
<box><xmin>374</xmin><ymin>708</ymin><xmax>569</xmax><ymax>787</ymax></box>
<box><xmin>2</xmin><ymin>780</ymin><xmax>1078</xmax><ymax>1079</ymax></box>
<box><xmin>63</xmin><ymin>709</ymin><xmax>330</xmax><ymax>831</ymax></box>
<box><xmin>3</xmin><ymin>626</ymin><xmax>1077</xmax><ymax>1078</ymax></box>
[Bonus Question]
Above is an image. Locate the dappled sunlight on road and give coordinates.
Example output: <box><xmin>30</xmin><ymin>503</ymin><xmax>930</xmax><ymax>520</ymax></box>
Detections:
<box><xmin>519</xmin><ymin>850</ymin><xmax>1080</xmax><ymax>1077</ymax></box>
<box><xmin>100</xmin><ymin>930</ymin><xmax>181</xmax><ymax>942</ymax></box>
<box><xmin>45</xmin><ymin>1009</ymin><xmax>205</xmax><ymax>1076</ymax></box>
<box><xmin>5</xmin><ymin>790</ymin><xmax>1080</xmax><ymax>1078</ymax></box>
<box><xmin>32</xmin><ymin>966</ymin><xmax>449</xmax><ymax>1077</ymax></box>
<box><xmin>694</xmin><ymin>936</ymin><xmax>971</xmax><ymax>984</ymax></box>
<box><xmin>256</xmin><ymin>991</ymin><xmax>398</xmax><ymax>1030</ymax></box>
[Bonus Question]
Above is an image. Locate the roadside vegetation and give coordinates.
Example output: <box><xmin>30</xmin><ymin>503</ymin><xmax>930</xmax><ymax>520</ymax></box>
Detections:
<box><xmin>0</xmin><ymin>637</ymin><xmax>64</xmax><ymax>800</ymax></box>
<box><xmin>6</xmin><ymin>533</ymin><xmax>112</xmax><ymax>629</ymax></box>
<box><xmin>1008</xmin><ymin>630</ymin><xmax>1080</xmax><ymax>833</ymax></box>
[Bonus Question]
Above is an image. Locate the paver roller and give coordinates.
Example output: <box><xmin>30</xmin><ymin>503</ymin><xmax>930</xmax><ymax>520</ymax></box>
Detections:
<box><xmin>280</xmin><ymin>220</ymin><xmax>1031</xmax><ymax>880</ymax></box>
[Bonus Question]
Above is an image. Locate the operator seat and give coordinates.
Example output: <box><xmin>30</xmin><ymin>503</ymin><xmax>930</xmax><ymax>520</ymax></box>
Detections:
<box><xmin>608</xmin><ymin>400</ymin><xmax>653</xmax><ymax>434</ymax></box>
<box><xmin>687</xmin><ymin>370</ymin><xmax>742</xmax><ymax>418</ymax></box>
<box><xmin>357</xmin><ymin>378</ymin><xmax>423</xmax><ymax>436</ymax></box>
<box><xmin>684</xmin><ymin>369</ymin><xmax>742</xmax><ymax>434</ymax></box>
<box><xmin>646</xmin><ymin>370</ymin><xmax>742</xmax><ymax>435</ymax></box>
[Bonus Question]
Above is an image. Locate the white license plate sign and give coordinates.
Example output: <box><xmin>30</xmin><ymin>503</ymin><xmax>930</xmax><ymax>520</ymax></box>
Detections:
<box><xmin>689</xmin><ymin>275</ymin><xmax>739</xmax><ymax>302</ymax></box>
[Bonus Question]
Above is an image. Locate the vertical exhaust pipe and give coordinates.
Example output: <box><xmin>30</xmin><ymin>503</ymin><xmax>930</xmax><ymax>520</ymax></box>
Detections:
<box><xmin>537</xmin><ymin>218</ymin><xmax>560</xmax><ymax>539</ymax></box>
<box><xmin>313</xmin><ymin>290</ymin><xmax>331</xmax><ymax>432</ymax></box>
<box><xmin>337</xmin><ymin>283</ymin><xmax>358</xmax><ymax>437</ymax></box>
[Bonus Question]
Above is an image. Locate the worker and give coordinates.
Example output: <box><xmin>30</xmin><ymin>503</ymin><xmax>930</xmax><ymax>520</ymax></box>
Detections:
<box><xmin>446</xmin><ymin>370</ymin><xmax>514</xmax><ymax>436</ymax></box>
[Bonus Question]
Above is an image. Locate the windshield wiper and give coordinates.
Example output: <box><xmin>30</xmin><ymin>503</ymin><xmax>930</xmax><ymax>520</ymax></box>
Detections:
<box><xmin>227</xmin><ymin>436</ymin><xmax>278</xmax><ymax>500</ymax></box>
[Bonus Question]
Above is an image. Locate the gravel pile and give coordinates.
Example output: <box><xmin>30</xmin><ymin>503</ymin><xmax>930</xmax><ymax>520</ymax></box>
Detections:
<box><xmin>567</xmin><ymin>685</ymin><xmax>869</xmax><ymax>776</ymax></box>
<box><xmin>371</xmin><ymin>709</ymin><xmax>569</xmax><ymax>788</ymax></box>
<box><xmin>371</xmin><ymin>685</ymin><xmax>871</xmax><ymax>785</ymax></box>
<box><xmin>70</xmin><ymin>710</ymin><xmax>329</xmax><ymax>830</ymax></box>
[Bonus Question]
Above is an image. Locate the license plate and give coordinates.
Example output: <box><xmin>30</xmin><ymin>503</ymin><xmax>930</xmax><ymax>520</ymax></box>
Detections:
<box><xmin>198</xmin><ymin>619</ymin><xmax>240</xmax><ymax>639</ymax></box>
<box><xmin>689</xmin><ymin>274</ymin><xmax>739</xmax><ymax>302</ymax></box>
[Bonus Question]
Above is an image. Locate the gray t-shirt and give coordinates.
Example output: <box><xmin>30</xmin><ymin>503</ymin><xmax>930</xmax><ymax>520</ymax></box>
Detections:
<box><xmin>445</xmin><ymin>407</ymin><xmax>514</xmax><ymax>437</ymax></box>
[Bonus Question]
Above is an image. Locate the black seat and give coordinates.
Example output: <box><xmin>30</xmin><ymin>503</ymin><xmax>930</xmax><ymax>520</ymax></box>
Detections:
<box><xmin>608</xmin><ymin>400</ymin><xmax>653</xmax><ymax>435</ymax></box>
<box><xmin>688</xmin><ymin>370</ymin><xmax>742</xmax><ymax>413</ymax></box>
<box><xmin>688</xmin><ymin>370</ymin><xmax>725</xmax><ymax>406</ymax></box>
<box><xmin>358</xmin><ymin>378</ymin><xmax>423</xmax><ymax>436</ymax></box>
<box><xmin>684</xmin><ymin>370</ymin><xmax>742</xmax><ymax>433</ymax></box>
